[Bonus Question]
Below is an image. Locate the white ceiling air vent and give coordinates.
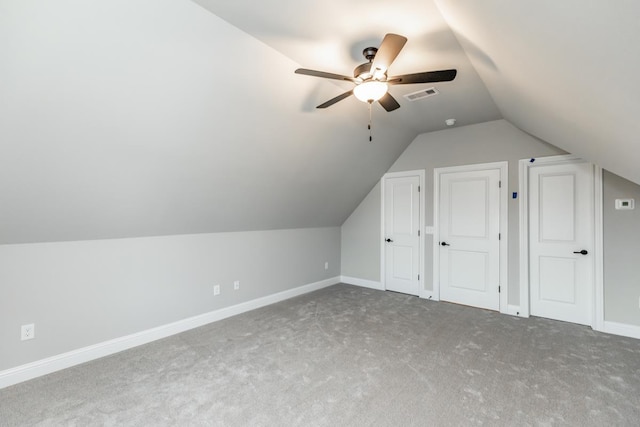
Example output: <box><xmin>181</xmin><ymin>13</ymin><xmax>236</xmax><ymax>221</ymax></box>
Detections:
<box><xmin>403</xmin><ymin>87</ymin><xmax>439</xmax><ymax>102</ymax></box>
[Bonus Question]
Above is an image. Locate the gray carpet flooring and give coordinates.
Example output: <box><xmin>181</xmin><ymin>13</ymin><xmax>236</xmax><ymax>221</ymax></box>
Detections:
<box><xmin>2</xmin><ymin>284</ymin><xmax>640</xmax><ymax>426</ymax></box>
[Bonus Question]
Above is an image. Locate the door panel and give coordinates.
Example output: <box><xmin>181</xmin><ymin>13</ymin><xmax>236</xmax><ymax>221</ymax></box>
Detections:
<box><xmin>540</xmin><ymin>174</ymin><xmax>575</xmax><ymax>242</ymax></box>
<box><xmin>538</xmin><ymin>256</ymin><xmax>576</xmax><ymax>304</ymax></box>
<box><xmin>449</xmin><ymin>250</ymin><xmax>488</xmax><ymax>292</ymax></box>
<box><xmin>439</xmin><ymin>168</ymin><xmax>500</xmax><ymax>311</ymax></box>
<box><xmin>391</xmin><ymin>246</ymin><xmax>414</xmax><ymax>280</ymax></box>
<box><xmin>450</xmin><ymin>179</ymin><xmax>488</xmax><ymax>238</ymax></box>
<box><xmin>384</xmin><ymin>176</ymin><xmax>420</xmax><ymax>295</ymax></box>
<box><xmin>392</xmin><ymin>184</ymin><xmax>413</xmax><ymax>235</ymax></box>
<box><xmin>529</xmin><ymin>162</ymin><xmax>594</xmax><ymax>325</ymax></box>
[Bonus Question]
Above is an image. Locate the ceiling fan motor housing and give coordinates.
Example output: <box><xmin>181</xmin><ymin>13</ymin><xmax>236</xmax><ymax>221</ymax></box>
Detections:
<box><xmin>354</xmin><ymin>62</ymin><xmax>373</xmax><ymax>79</ymax></box>
<box><xmin>354</xmin><ymin>47</ymin><xmax>379</xmax><ymax>79</ymax></box>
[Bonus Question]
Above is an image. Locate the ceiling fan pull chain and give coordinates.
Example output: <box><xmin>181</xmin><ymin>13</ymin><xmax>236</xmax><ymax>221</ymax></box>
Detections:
<box><xmin>368</xmin><ymin>101</ymin><xmax>373</xmax><ymax>142</ymax></box>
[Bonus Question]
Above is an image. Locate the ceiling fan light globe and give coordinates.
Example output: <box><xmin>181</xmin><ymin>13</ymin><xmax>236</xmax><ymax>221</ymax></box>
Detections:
<box><xmin>353</xmin><ymin>81</ymin><xmax>388</xmax><ymax>103</ymax></box>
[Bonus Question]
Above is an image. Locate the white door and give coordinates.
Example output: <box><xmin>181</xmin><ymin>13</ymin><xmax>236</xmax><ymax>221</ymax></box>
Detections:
<box><xmin>384</xmin><ymin>175</ymin><xmax>420</xmax><ymax>295</ymax></box>
<box><xmin>529</xmin><ymin>161</ymin><xmax>594</xmax><ymax>325</ymax></box>
<box><xmin>439</xmin><ymin>169</ymin><xmax>501</xmax><ymax>311</ymax></box>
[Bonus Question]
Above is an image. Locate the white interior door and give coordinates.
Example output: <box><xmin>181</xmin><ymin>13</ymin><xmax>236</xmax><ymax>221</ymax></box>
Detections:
<box><xmin>384</xmin><ymin>175</ymin><xmax>420</xmax><ymax>296</ymax></box>
<box><xmin>439</xmin><ymin>169</ymin><xmax>501</xmax><ymax>311</ymax></box>
<box><xmin>529</xmin><ymin>161</ymin><xmax>594</xmax><ymax>325</ymax></box>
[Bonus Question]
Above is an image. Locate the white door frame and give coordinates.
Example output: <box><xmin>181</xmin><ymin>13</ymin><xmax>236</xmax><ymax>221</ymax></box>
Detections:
<box><xmin>380</xmin><ymin>170</ymin><xmax>425</xmax><ymax>297</ymax></box>
<box><xmin>433</xmin><ymin>161</ymin><xmax>509</xmax><ymax>312</ymax></box>
<box><xmin>518</xmin><ymin>154</ymin><xmax>604</xmax><ymax>330</ymax></box>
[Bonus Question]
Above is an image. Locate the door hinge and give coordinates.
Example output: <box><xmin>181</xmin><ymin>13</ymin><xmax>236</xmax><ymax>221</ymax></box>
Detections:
<box><xmin>418</xmin><ymin>229</ymin><xmax>421</xmax><ymax>236</ymax></box>
<box><xmin>498</xmin><ymin>286</ymin><xmax>501</xmax><ymax>293</ymax></box>
<box><xmin>418</xmin><ymin>274</ymin><xmax>420</xmax><ymax>280</ymax></box>
<box><xmin>418</xmin><ymin>185</ymin><xmax>421</xmax><ymax>192</ymax></box>
<box><xmin>499</xmin><ymin>180</ymin><xmax>502</xmax><ymax>188</ymax></box>
<box><xmin>498</xmin><ymin>233</ymin><xmax>501</xmax><ymax>240</ymax></box>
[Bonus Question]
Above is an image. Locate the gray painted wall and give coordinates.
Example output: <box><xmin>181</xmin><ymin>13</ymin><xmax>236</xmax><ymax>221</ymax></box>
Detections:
<box><xmin>341</xmin><ymin>182</ymin><xmax>381</xmax><ymax>281</ymax></box>
<box><xmin>0</xmin><ymin>227</ymin><xmax>340</xmax><ymax>371</ymax></box>
<box><xmin>341</xmin><ymin>119</ymin><xmax>564</xmax><ymax>304</ymax></box>
<box><xmin>603</xmin><ymin>172</ymin><xmax>640</xmax><ymax>326</ymax></box>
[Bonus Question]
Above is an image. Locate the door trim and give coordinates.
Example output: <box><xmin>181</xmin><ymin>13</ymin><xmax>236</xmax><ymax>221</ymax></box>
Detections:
<box><xmin>380</xmin><ymin>170</ymin><xmax>425</xmax><ymax>297</ymax></box>
<box><xmin>433</xmin><ymin>161</ymin><xmax>509</xmax><ymax>312</ymax></box>
<box><xmin>518</xmin><ymin>154</ymin><xmax>603</xmax><ymax>330</ymax></box>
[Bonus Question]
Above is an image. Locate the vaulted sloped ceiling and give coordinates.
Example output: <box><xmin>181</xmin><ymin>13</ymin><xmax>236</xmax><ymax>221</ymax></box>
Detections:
<box><xmin>0</xmin><ymin>0</ymin><xmax>499</xmax><ymax>244</ymax></box>
<box><xmin>436</xmin><ymin>0</ymin><xmax>640</xmax><ymax>184</ymax></box>
<box><xmin>2</xmin><ymin>1</ymin><xmax>635</xmax><ymax>245</ymax></box>
<box><xmin>197</xmin><ymin>0</ymin><xmax>640</xmax><ymax>186</ymax></box>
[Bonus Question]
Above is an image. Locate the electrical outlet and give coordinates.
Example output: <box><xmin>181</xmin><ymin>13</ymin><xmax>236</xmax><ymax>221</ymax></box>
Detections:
<box><xmin>213</xmin><ymin>284</ymin><xmax>220</xmax><ymax>296</ymax></box>
<box><xmin>233</xmin><ymin>280</ymin><xmax>240</xmax><ymax>290</ymax></box>
<box><xmin>21</xmin><ymin>324</ymin><xmax>35</xmax><ymax>341</ymax></box>
<box><xmin>324</xmin><ymin>261</ymin><xmax>329</xmax><ymax>270</ymax></box>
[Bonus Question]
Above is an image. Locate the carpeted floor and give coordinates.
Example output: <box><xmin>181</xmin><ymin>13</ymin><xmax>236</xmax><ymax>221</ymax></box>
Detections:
<box><xmin>2</xmin><ymin>284</ymin><xmax>640</xmax><ymax>426</ymax></box>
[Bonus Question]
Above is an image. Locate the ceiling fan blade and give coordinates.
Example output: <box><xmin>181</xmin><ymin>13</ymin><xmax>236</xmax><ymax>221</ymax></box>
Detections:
<box><xmin>387</xmin><ymin>69</ymin><xmax>457</xmax><ymax>85</ymax></box>
<box><xmin>378</xmin><ymin>93</ymin><xmax>401</xmax><ymax>112</ymax></box>
<box><xmin>317</xmin><ymin>90</ymin><xmax>354</xmax><ymax>109</ymax></box>
<box><xmin>370</xmin><ymin>33</ymin><xmax>407</xmax><ymax>75</ymax></box>
<box><xmin>295</xmin><ymin>68</ymin><xmax>357</xmax><ymax>83</ymax></box>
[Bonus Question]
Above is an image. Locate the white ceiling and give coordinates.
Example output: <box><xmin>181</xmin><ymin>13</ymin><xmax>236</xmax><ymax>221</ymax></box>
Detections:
<box><xmin>1</xmin><ymin>0</ymin><xmax>637</xmax><ymax>244</ymax></box>
<box><xmin>436</xmin><ymin>0</ymin><xmax>640</xmax><ymax>184</ymax></box>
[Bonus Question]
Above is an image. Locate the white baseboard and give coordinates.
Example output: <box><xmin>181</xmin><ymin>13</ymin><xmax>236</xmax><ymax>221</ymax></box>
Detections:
<box><xmin>340</xmin><ymin>276</ymin><xmax>384</xmax><ymax>291</ymax></box>
<box><xmin>0</xmin><ymin>276</ymin><xmax>340</xmax><ymax>389</ymax></box>
<box><xmin>602</xmin><ymin>320</ymin><xmax>640</xmax><ymax>340</ymax></box>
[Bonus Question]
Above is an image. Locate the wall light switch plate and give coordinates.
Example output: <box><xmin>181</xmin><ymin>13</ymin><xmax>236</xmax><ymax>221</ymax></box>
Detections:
<box><xmin>615</xmin><ymin>199</ymin><xmax>634</xmax><ymax>210</ymax></box>
<box><xmin>213</xmin><ymin>284</ymin><xmax>220</xmax><ymax>296</ymax></box>
<box><xmin>233</xmin><ymin>280</ymin><xmax>240</xmax><ymax>290</ymax></box>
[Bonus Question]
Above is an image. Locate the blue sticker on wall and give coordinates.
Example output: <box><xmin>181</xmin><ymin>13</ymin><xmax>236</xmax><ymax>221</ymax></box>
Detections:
<box><xmin>512</xmin><ymin>192</ymin><xmax>518</xmax><ymax>199</ymax></box>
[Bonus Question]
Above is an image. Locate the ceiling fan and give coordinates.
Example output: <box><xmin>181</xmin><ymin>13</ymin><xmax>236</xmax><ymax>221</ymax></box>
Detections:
<box><xmin>295</xmin><ymin>33</ymin><xmax>457</xmax><ymax>112</ymax></box>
